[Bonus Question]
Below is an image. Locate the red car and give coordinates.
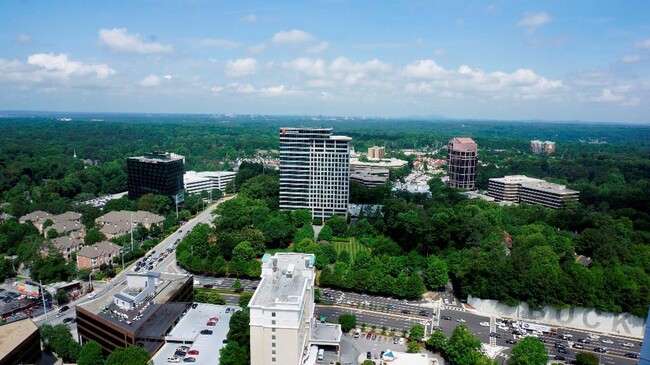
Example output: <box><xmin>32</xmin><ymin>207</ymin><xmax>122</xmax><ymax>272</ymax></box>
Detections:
<box><xmin>207</xmin><ymin>321</ymin><xmax>217</xmax><ymax>326</ymax></box>
<box><xmin>365</xmin><ymin>332</ymin><xmax>372</xmax><ymax>340</ymax></box>
<box><xmin>209</xmin><ymin>317</ymin><xmax>219</xmax><ymax>322</ymax></box>
<box><xmin>187</xmin><ymin>350</ymin><xmax>199</xmax><ymax>356</ymax></box>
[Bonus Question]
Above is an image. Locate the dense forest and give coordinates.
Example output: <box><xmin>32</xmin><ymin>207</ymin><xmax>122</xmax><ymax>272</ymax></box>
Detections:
<box><xmin>1</xmin><ymin>114</ymin><xmax>649</xmax><ymax>316</ymax></box>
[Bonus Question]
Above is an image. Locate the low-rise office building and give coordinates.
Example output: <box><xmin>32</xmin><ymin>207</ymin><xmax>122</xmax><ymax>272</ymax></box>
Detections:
<box><xmin>249</xmin><ymin>253</ymin><xmax>341</xmax><ymax>365</ymax></box>
<box><xmin>183</xmin><ymin>170</ymin><xmax>236</xmax><ymax>195</ymax></box>
<box><xmin>350</xmin><ymin>169</ymin><xmax>389</xmax><ymax>187</ymax></box>
<box><xmin>76</xmin><ymin>271</ymin><xmax>194</xmax><ymax>355</ymax></box>
<box><xmin>0</xmin><ymin>318</ymin><xmax>41</xmax><ymax>365</ymax></box>
<box><xmin>487</xmin><ymin>175</ymin><xmax>579</xmax><ymax>209</ymax></box>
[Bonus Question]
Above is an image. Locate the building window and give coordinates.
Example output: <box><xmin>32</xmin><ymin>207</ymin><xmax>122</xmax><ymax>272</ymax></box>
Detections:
<box><xmin>271</xmin><ymin>312</ymin><xmax>276</xmax><ymax>317</ymax></box>
<box><xmin>272</xmin><ymin>320</ymin><xmax>276</xmax><ymax>325</ymax></box>
<box><xmin>272</xmin><ymin>328</ymin><xmax>276</xmax><ymax>332</ymax></box>
<box><xmin>272</xmin><ymin>335</ymin><xmax>276</xmax><ymax>340</ymax></box>
<box><xmin>272</xmin><ymin>343</ymin><xmax>276</xmax><ymax>348</ymax></box>
<box><xmin>272</xmin><ymin>357</ymin><xmax>276</xmax><ymax>362</ymax></box>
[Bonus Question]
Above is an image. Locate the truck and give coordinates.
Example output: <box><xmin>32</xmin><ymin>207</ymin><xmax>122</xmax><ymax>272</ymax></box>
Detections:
<box><xmin>521</xmin><ymin>322</ymin><xmax>557</xmax><ymax>334</ymax></box>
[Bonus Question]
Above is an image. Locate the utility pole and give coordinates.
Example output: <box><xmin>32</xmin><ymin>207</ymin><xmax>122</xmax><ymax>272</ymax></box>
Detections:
<box><xmin>39</xmin><ymin>280</ymin><xmax>47</xmax><ymax>319</ymax></box>
<box><xmin>130</xmin><ymin>212</ymin><xmax>134</xmax><ymax>251</ymax></box>
<box><xmin>175</xmin><ymin>193</ymin><xmax>179</xmax><ymax>219</ymax></box>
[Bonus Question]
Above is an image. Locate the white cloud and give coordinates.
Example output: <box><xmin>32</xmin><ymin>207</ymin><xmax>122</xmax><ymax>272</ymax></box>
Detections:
<box><xmin>621</xmin><ymin>55</ymin><xmax>641</xmax><ymax>63</ymax></box>
<box><xmin>241</xmin><ymin>14</ymin><xmax>258</xmax><ymax>23</ymax></box>
<box><xmin>193</xmin><ymin>38</ymin><xmax>240</xmax><ymax>48</ymax></box>
<box><xmin>518</xmin><ymin>12</ymin><xmax>551</xmax><ymax>31</ymax></box>
<box><xmin>98</xmin><ymin>28</ymin><xmax>173</xmax><ymax>54</ymax></box>
<box><xmin>404</xmin><ymin>60</ymin><xmax>447</xmax><ymax>79</ymax></box>
<box><xmin>330</xmin><ymin>57</ymin><xmax>392</xmax><ymax>74</ymax></box>
<box><xmin>591</xmin><ymin>88</ymin><xmax>624</xmax><ymax>102</ymax></box>
<box><xmin>433</xmin><ymin>48</ymin><xmax>448</xmax><ymax>57</ymax></box>
<box><xmin>636</xmin><ymin>39</ymin><xmax>650</xmax><ymax>50</ymax></box>
<box><xmin>211</xmin><ymin>86</ymin><xmax>223</xmax><ymax>94</ymax></box>
<box><xmin>283</xmin><ymin>58</ymin><xmax>326</xmax><ymax>77</ymax></box>
<box><xmin>307</xmin><ymin>41</ymin><xmax>329</xmax><ymax>53</ymax></box>
<box><xmin>15</xmin><ymin>34</ymin><xmax>33</xmax><ymax>44</ymax></box>
<box><xmin>220</xmin><ymin>82</ymin><xmax>300</xmax><ymax>96</ymax></box>
<box><xmin>140</xmin><ymin>75</ymin><xmax>161</xmax><ymax>87</ymax></box>
<box><xmin>272</xmin><ymin>29</ymin><xmax>315</xmax><ymax>44</ymax></box>
<box><xmin>163</xmin><ymin>74</ymin><xmax>173</xmax><ymax>80</ymax></box>
<box><xmin>27</xmin><ymin>53</ymin><xmax>116</xmax><ymax>80</ymax></box>
<box><xmin>225</xmin><ymin>58</ymin><xmax>258</xmax><ymax>77</ymax></box>
<box><xmin>249</xmin><ymin>43</ymin><xmax>268</xmax><ymax>54</ymax></box>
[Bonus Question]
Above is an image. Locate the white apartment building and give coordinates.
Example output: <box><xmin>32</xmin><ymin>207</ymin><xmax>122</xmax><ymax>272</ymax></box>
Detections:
<box><xmin>279</xmin><ymin>128</ymin><xmax>351</xmax><ymax>220</ymax></box>
<box><xmin>249</xmin><ymin>253</ymin><xmax>341</xmax><ymax>365</ymax></box>
<box><xmin>183</xmin><ymin>170</ymin><xmax>236</xmax><ymax>195</ymax></box>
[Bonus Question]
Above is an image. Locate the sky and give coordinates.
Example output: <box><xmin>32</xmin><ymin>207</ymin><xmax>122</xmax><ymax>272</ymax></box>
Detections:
<box><xmin>1</xmin><ymin>0</ymin><xmax>649</xmax><ymax>123</ymax></box>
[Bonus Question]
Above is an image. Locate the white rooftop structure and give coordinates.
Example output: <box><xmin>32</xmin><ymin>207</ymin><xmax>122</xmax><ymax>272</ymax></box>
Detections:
<box><xmin>381</xmin><ymin>350</ymin><xmax>436</xmax><ymax>365</ymax></box>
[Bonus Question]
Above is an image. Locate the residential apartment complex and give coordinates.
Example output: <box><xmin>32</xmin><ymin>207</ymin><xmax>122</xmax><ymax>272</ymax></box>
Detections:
<box><xmin>95</xmin><ymin>210</ymin><xmax>164</xmax><ymax>239</ymax></box>
<box><xmin>127</xmin><ymin>152</ymin><xmax>185</xmax><ymax>200</ymax></box>
<box><xmin>447</xmin><ymin>137</ymin><xmax>478</xmax><ymax>190</ymax></box>
<box><xmin>183</xmin><ymin>170</ymin><xmax>236</xmax><ymax>195</ymax></box>
<box><xmin>76</xmin><ymin>241</ymin><xmax>122</xmax><ymax>270</ymax></box>
<box><xmin>76</xmin><ymin>272</ymin><xmax>193</xmax><ymax>355</ymax></box>
<box><xmin>279</xmin><ymin>128</ymin><xmax>351</xmax><ymax>220</ymax></box>
<box><xmin>367</xmin><ymin>146</ymin><xmax>386</xmax><ymax>159</ymax></box>
<box><xmin>249</xmin><ymin>253</ymin><xmax>341</xmax><ymax>365</ymax></box>
<box><xmin>530</xmin><ymin>140</ymin><xmax>556</xmax><ymax>154</ymax></box>
<box><xmin>488</xmin><ymin>175</ymin><xmax>579</xmax><ymax>209</ymax></box>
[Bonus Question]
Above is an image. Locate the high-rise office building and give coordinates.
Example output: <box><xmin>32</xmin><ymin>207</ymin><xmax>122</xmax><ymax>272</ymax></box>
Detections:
<box><xmin>530</xmin><ymin>140</ymin><xmax>556</xmax><ymax>154</ymax></box>
<box><xmin>127</xmin><ymin>152</ymin><xmax>185</xmax><ymax>200</ymax></box>
<box><xmin>447</xmin><ymin>137</ymin><xmax>478</xmax><ymax>190</ymax></box>
<box><xmin>248</xmin><ymin>253</ymin><xmax>341</xmax><ymax>365</ymax></box>
<box><xmin>279</xmin><ymin>128</ymin><xmax>351</xmax><ymax>219</ymax></box>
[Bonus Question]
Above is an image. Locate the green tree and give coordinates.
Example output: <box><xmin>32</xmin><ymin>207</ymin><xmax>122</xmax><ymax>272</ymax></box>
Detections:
<box><xmin>317</xmin><ymin>226</ymin><xmax>333</xmax><ymax>241</ymax></box>
<box><xmin>219</xmin><ymin>341</ymin><xmax>249</xmax><ymax>365</ymax></box>
<box><xmin>409</xmin><ymin>324</ymin><xmax>425</xmax><ymax>342</ymax></box>
<box><xmin>40</xmin><ymin>324</ymin><xmax>80</xmax><ymax>362</ymax></box>
<box><xmin>232</xmin><ymin>279</ymin><xmax>243</xmax><ymax>293</ymax></box>
<box><xmin>77</xmin><ymin>341</ymin><xmax>104</xmax><ymax>365</ymax></box>
<box><xmin>226</xmin><ymin>310</ymin><xmax>251</xmax><ymax>349</ymax></box>
<box><xmin>445</xmin><ymin>325</ymin><xmax>483</xmax><ymax>365</ymax></box>
<box><xmin>84</xmin><ymin>228</ymin><xmax>106</xmax><ymax>245</ymax></box>
<box><xmin>292</xmin><ymin>209</ymin><xmax>312</xmax><ymax>228</ymax></box>
<box><xmin>56</xmin><ymin>289</ymin><xmax>70</xmax><ymax>304</ymax></box>
<box><xmin>325</xmin><ymin>215</ymin><xmax>348</xmax><ymax>237</ymax></box>
<box><xmin>510</xmin><ymin>337</ymin><xmax>549</xmax><ymax>365</ymax></box>
<box><xmin>423</xmin><ymin>255</ymin><xmax>448</xmax><ymax>290</ymax></box>
<box><xmin>47</xmin><ymin>228</ymin><xmax>59</xmax><ymax>239</ymax></box>
<box><xmin>407</xmin><ymin>341</ymin><xmax>421</xmax><ymax>353</ymax></box>
<box><xmin>105</xmin><ymin>346</ymin><xmax>150</xmax><ymax>365</ymax></box>
<box><xmin>338</xmin><ymin>314</ymin><xmax>357</xmax><ymax>332</ymax></box>
<box><xmin>575</xmin><ymin>353</ymin><xmax>599</xmax><ymax>365</ymax></box>
<box><xmin>239</xmin><ymin>291</ymin><xmax>253</xmax><ymax>307</ymax></box>
<box><xmin>425</xmin><ymin>330</ymin><xmax>447</xmax><ymax>353</ymax></box>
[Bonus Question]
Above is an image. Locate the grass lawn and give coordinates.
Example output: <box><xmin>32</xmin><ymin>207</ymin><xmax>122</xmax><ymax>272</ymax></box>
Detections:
<box><xmin>332</xmin><ymin>237</ymin><xmax>368</xmax><ymax>261</ymax></box>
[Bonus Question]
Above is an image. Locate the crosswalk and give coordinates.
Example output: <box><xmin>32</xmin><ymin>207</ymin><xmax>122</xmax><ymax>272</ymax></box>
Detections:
<box><xmin>442</xmin><ymin>305</ymin><xmax>467</xmax><ymax>312</ymax></box>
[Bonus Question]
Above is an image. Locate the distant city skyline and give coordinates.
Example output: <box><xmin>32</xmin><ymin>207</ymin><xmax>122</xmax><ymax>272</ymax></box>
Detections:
<box><xmin>1</xmin><ymin>0</ymin><xmax>649</xmax><ymax>123</ymax></box>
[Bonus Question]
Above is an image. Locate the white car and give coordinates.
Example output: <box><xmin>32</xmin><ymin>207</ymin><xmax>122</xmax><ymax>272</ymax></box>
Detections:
<box><xmin>87</xmin><ymin>293</ymin><xmax>96</xmax><ymax>299</ymax></box>
<box><xmin>621</xmin><ymin>342</ymin><xmax>634</xmax><ymax>348</ymax></box>
<box><xmin>456</xmin><ymin>318</ymin><xmax>466</xmax><ymax>323</ymax></box>
<box><xmin>167</xmin><ymin>356</ymin><xmax>181</xmax><ymax>363</ymax></box>
<box><xmin>588</xmin><ymin>333</ymin><xmax>600</xmax><ymax>340</ymax></box>
<box><xmin>479</xmin><ymin>322</ymin><xmax>490</xmax><ymax>327</ymax></box>
<box><xmin>601</xmin><ymin>339</ymin><xmax>613</xmax><ymax>344</ymax></box>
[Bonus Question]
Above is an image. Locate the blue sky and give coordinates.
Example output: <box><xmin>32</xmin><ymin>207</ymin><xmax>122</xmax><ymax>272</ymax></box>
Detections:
<box><xmin>1</xmin><ymin>0</ymin><xmax>649</xmax><ymax>122</ymax></box>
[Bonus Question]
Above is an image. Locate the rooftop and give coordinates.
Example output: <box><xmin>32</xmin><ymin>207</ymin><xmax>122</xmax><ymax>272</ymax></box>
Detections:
<box><xmin>128</xmin><ymin>152</ymin><xmax>185</xmax><ymax>163</ymax></box>
<box><xmin>489</xmin><ymin>175</ymin><xmax>545</xmax><ymax>184</ymax></box>
<box><xmin>77</xmin><ymin>241</ymin><xmax>121</xmax><ymax>258</ymax></box>
<box><xmin>350</xmin><ymin>157</ymin><xmax>408</xmax><ymax>169</ymax></box>
<box><xmin>0</xmin><ymin>318</ymin><xmax>38</xmax><ymax>357</ymax></box>
<box><xmin>381</xmin><ymin>350</ymin><xmax>434</xmax><ymax>365</ymax></box>
<box><xmin>520</xmin><ymin>181</ymin><xmax>579</xmax><ymax>195</ymax></box>
<box><xmin>96</xmin><ymin>210</ymin><xmax>164</xmax><ymax>226</ymax></box>
<box><xmin>249</xmin><ymin>253</ymin><xmax>315</xmax><ymax>309</ymax></box>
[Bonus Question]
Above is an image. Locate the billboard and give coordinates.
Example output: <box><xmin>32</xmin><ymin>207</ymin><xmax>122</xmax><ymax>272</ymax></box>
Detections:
<box><xmin>17</xmin><ymin>281</ymin><xmax>40</xmax><ymax>298</ymax></box>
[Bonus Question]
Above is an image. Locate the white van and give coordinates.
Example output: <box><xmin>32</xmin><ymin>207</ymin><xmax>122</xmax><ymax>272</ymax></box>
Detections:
<box><xmin>317</xmin><ymin>348</ymin><xmax>324</xmax><ymax>360</ymax></box>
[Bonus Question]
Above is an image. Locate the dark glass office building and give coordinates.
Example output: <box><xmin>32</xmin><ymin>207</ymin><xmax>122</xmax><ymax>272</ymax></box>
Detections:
<box><xmin>127</xmin><ymin>152</ymin><xmax>185</xmax><ymax>200</ymax></box>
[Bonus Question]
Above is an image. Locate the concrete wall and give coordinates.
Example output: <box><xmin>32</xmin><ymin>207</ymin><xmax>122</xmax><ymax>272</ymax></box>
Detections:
<box><xmin>467</xmin><ymin>296</ymin><xmax>646</xmax><ymax>338</ymax></box>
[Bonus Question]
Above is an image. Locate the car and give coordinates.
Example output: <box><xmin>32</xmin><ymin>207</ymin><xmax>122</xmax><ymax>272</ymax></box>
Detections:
<box><xmin>199</xmin><ymin>329</ymin><xmax>213</xmax><ymax>335</ymax></box>
<box><xmin>479</xmin><ymin>322</ymin><xmax>490</xmax><ymax>327</ymax></box>
<box><xmin>621</xmin><ymin>342</ymin><xmax>634</xmax><ymax>348</ymax></box>
<box><xmin>442</xmin><ymin>316</ymin><xmax>452</xmax><ymax>320</ymax></box>
<box><xmin>594</xmin><ymin>347</ymin><xmax>607</xmax><ymax>353</ymax></box>
<box><xmin>365</xmin><ymin>332</ymin><xmax>372</xmax><ymax>340</ymax></box>
<box><xmin>386</xmin><ymin>304</ymin><xmax>395</xmax><ymax>310</ymax></box>
<box><xmin>87</xmin><ymin>293</ymin><xmax>96</xmax><ymax>299</ymax></box>
<box><xmin>418</xmin><ymin>310</ymin><xmax>428</xmax><ymax>317</ymax></box>
<box><xmin>191</xmin><ymin>303</ymin><xmax>198</xmax><ymax>309</ymax></box>
<box><xmin>62</xmin><ymin>317</ymin><xmax>74</xmax><ymax>323</ymax></box>
<box><xmin>187</xmin><ymin>350</ymin><xmax>199</xmax><ymax>356</ymax></box>
<box><xmin>207</xmin><ymin>321</ymin><xmax>216</xmax><ymax>326</ymax></box>
<box><xmin>557</xmin><ymin>347</ymin><xmax>567</xmax><ymax>354</ymax></box>
<box><xmin>433</xmin><ymin>326</ymin><xmax>443</xmax><ymax>331</ymax></box>
<box><xmin>456</xmin><ymin>318</ymin><xmax>466</xmax><ymax>323</ymax></box>
<box><xmin>134</xmin><ymin>267</ymin><xmax>141</xmax><ymax>272</ymax></box>
<box><xmin>70</xmin><ymin>318</ymin><xmax>76</xmax><ymax>323</ymax></box>
<box><xmin>183</xmin><ymin>357</ymin><xmax>196</xmax><ymax>363</ymax></box>
<box><xmin>168</xmin><ymin>356</ymin><xmax>181</xmax><ymax>363</ymax></box>
<box><xmin>601</xmin><ymin>339</ymin><xmax>613</xmax><ymax>344</ymax></box>
<box><xmin>588</xmin><ymin>333</ymin><xmax>600</xmax><ymax>340</ymax></box>
<box><xmin>58</xmin><ymin>305</ymin><xmax>70</xmax><ymax>313</ymax></box>
<box><xmin>371</xmin><ymin>333</ymin><xmax>377</xmax><ymax>341</ymax></box>
<box><xmin>401</xmin><ymin>309</ymin><xmax>410</xmax><ymax>314</ymax></box>
<box><xmin>222</xmin><ymin>339</ymin><xmax>228</xmax><ymax>343</ymax></box>
<box><xmin>554</xmin><ymin>342</ymin><xmax>564</xmax><ymax>348</ymax></box>
<box><xmin>174</xmin><ymin>350</ymin><xmax>186</xmax><ymax>357</ymax></box>
<box><xmin>393</xmin><ymin>337</ymin><xmax>399</xmax><ymax>344</ymax></box>
<box><xmin>554</xmin><ymin>355</ymin><xmax>566</xmax><ymax>361</ymax></box>
<box><xmin>177</xmin><ymin>346</ymin><xmax>190</xmax><ymax>351</ymax></box>
<box><xmin>366</xmin><ymin>352</ymin><xmax>372</xmax><ymax>360</ymax></box>
<box><xmin>578</xmin><ymin>338</ymin><xmax>590</xmax><ymax>343</ymax></box>
<box><xmin>225</xmin><ymin>308</ymin><xmax>231</xmax><ymax>313</ymax></box>
<box><xmin>209</xmin><ymin>317</ymin><xmax>219</xmax><ymax>322</ymax></box>
<box><xmin>625</xmin><ymin>353</ymin><xmax>639</xmax><ymax>359</ymax></box>
<box><xmin>354</xmin><ymin>331</ymin><xmax>360</xmax><ymax>338</ymax></box>
<box><xmin>573</xmin><ymin>343</ymin><xmax>584</xmax><ymax>349</ymax></box>
<box><xmin>489</xmin><ymin>332</ymin><xmax>501</xmax><ymax>338</ymax></box>
<box><xmin>0</xmin><ymin>288</ymin><xmax>4</xmax><ymax>292</ymax></box>
<box><xmin>505</xmin><ymin>339</ymin><xmax>517</xmax><ymax>345</ymax></box>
